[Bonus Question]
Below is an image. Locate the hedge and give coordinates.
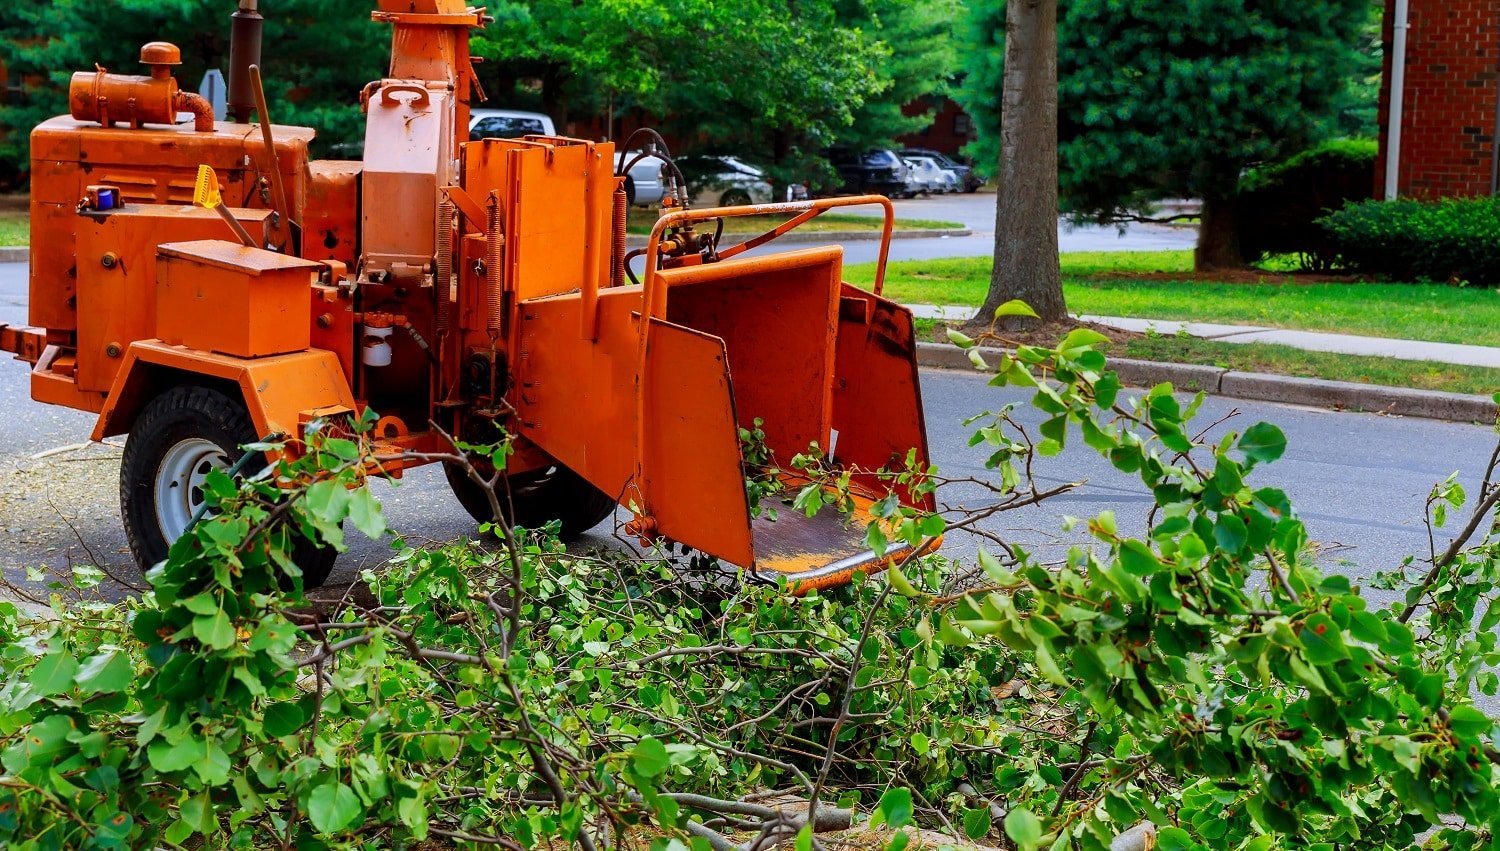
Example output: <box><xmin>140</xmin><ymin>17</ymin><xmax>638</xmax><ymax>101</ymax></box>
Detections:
<box><xmin>1318</xmin><ymin>196</ymin><xmax>1500</xmax><ymax>285</ymax></box>
<box><xmin>1236</xmin><ymin>138</ymin><xmax>1377</xmax><ymax>270</ymax></box>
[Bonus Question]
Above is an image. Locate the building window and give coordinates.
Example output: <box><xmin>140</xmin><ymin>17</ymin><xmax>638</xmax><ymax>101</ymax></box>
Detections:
<box><xmin>954</xmin><ymin>112</ymin><xmax>973</xmax><ymax>137</ymax></box>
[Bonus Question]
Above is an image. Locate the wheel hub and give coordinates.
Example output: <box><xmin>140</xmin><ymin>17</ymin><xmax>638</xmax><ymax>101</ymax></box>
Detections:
<box><xmin>154</xmin><ymin>438</ymin><xmax>229</xmax><ymax>543</ymax></box>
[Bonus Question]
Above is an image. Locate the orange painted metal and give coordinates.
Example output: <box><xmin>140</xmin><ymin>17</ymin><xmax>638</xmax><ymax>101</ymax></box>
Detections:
<box><xmin>75</xmin><ymin>206</ymin><xmax>272</xmax><ymax>391</ymax></box>
<box><xmin>639</xmin><ymin>318</ymin><xmax>755</xmax><ymax>566</ymax></box>
<box><xmin>93</xmin><ymin>340</ymin><xmax>356</xmax><ymax>442</ymax></box>
<box><xmin>156</xmin><ymin>240</ymin><xmax>319</xmax><ymax>358</ymax></box>
<box><xmin>302</xmin><ymin>161</ymin><xmax>361</xmax><ymax>266</ymax></box>
<box><xmin>15</xmin><ymin>12</ymin><xmax>934</xmax><ymax>592</ymax></box>
<box><xmin>831</xmin><ymin>285</ymin><xmax>936</xmax><ymax>512</ymax></box>
<box><xmin>67</xmin><ymin>43</ymin><xmax>213</xmax><ymax>133</ymax></box>
<box><xmin>0</xmin><ymin>324</ymin><xmax>46</xmax><ymax>365</ymax></box>
<box><xmin>29</xmin><ymin>116</ymin><xmax>311</xmax><ymax>331</ymax></box>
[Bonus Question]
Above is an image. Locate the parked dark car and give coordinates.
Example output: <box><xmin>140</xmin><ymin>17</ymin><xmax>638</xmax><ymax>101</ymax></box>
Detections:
<box><xmin>899</xmin><ymin>147</ymin><xmax>983</xmax><ymax>193</ymax></box>
<box><xmin>828</xmin><ymin>149</ymin><xmax>911</xmax><ymax>197</ymax></box>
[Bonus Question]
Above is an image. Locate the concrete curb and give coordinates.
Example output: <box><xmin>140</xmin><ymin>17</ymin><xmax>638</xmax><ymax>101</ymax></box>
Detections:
<box><xmin>624</xmin><ymin>227</ymin><xmax>970</xmax><ymax>249</ymax></box>
<box><xmin>915</xmin><ymin>342</ymin><xmax>1499</xmax><ymax>424</ymax></box>
<box><xmin>0</xmin><ymin>246</ymin><xmax>27</xmax><ymax>264</ymax></box>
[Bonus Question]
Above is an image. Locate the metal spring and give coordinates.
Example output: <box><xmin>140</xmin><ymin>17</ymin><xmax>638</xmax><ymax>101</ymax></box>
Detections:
<box><xmin>434</xmin><ymin>197</ymin><xmax>454</xmax><ymax>337</ymax></box>
<box><xmin>612</xmin><ymin>185</ymin><xmax>627</xmax><ymax>287</ymax></box>
<box><xmin>485</xmin><ymin>197</ymin><xmax>503</xmax><ymax>338</ymax></box>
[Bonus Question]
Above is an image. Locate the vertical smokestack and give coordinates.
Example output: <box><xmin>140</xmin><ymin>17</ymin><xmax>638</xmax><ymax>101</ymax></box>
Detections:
<box><xmin>228</xmin><ymin>0</ymin><xmax>263</xmax><ymax>123</ymax></box>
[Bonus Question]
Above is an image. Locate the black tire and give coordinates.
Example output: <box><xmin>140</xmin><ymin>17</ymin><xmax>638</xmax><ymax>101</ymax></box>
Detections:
<box><xmin>120</xmin><ymin>384</ymin><xmax>336</xmax><ymax>587</ymax></box>
<box><xmin>444</xmin><ymin>460</ymin><xmax>616</xmax><ymax>540</ymax></box>
<box><xmin>719</xmin><ymin>189</ymin><xmax>753</xmax><ymax>207</ymax></box>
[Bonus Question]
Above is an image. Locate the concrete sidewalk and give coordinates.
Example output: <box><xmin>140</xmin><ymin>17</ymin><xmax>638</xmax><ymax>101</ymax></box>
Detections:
<box><xmin>905</xmin><ymin>304</ymin><xmax>1500</xmax><ymax>370</ymax></box>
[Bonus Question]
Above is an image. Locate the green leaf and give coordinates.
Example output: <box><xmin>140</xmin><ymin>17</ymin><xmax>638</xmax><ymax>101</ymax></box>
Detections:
<box><xmin>193</xmin><ymin>610</ymin><xmax>237</xmax><ymax>650</ymax></box>
<box><xmin>308</xmin><ymin>780</ymin><xmax>363</xmax><ymax>834</ymax></box>
<box><xmin>1004</xmin><ymin>807</ymin><xmax>1043</xmax><ymax>850</ymax></box>
<box><xmin>995</xmin><ymin>300</ymin><xmax>1040</xmax><ymax>320</ymax></box>
<box><xmin>1238</xmin><ymin>423</ymin><xmax>1288</xmax><ymax>465</ymax></box>
<box><xmin>963</xmin><ymin>807</ymin><xmax>992</xmax><ymax>840</ymax></box>
<box><xmin>946</xmin><ymin>327</ymin><xmax>975</xmax><ymax>348</ymax></box>
<box><xmin>885</xmin><ymin>564</ymin><xmax>925</xmax><ymax>599</ymax></box>
<box><xmin>878</xmin><ymin>787</ymin><xmax>914</xmax><ymax>829</ymax></box>
<box><xmin>631</xmin><ymin>737</ymin><xmax>671</xmax><ymax>778</ymax></box>
<box><xmin>75</xmin><ymin>651</ymin><xmax>133</xmax><ymax>695</ymax></box>
<box><xmin>30</xmin><ymin>653</ymin><xmax>78</xmax><ymax>696</ymax></box>
<box><xmin>347</xmin><ymin>487</ymin><xmax>387</xmax><ymax>539</ymax></box>
<box><xmin>1060</xmin><ymin>328</ymin><xmax>1110</xmax><ymax>351</ymax></box>
<box><xmin>1213</xmin><ymin>514</ymin><xmax>1248</xmax><ymax>553</ymax></box>
<box><xmin>263</xmin><ymin>702</ymin><xmax>307</xmax><ymax>738</ymax></box>
<box><xmin>1447</xmin><ymin>705</ymin><xmax>1493</xmax><ymax>740</ymax></box>
<box><xmin>1298</xmin><ymin>613</ymin><xmax>1348</xmax><ymax>664</ymax></box>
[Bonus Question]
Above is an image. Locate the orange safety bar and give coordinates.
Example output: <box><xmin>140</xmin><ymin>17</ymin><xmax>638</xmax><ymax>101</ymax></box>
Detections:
<box><xmin>629</xmin><ymin>194</ymin><xmax>895</xmax><ymax>506</ymax></box>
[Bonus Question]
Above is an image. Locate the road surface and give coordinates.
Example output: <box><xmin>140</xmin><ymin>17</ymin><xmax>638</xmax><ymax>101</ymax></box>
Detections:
<box><xmin>1</xmin><ymin>260</ymin><xmax>1489</xmax><ymax>606</ymax></box>
<box><xmin>834</xmin><ymin>192</ymin><xmax>1198</xmax><ymax>265</ymax></box>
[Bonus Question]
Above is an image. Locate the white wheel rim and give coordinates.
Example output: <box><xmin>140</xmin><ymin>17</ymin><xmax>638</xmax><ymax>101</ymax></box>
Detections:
<box><xmin>154</xmin><ymin>438</ymin><xmax>229</xmax><ymax>543</ymax></box>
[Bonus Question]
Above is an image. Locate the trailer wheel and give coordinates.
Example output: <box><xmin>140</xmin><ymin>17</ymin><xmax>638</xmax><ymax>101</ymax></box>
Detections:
<box><xmin>120</xmin><ymin>385</ymin><xmax>337</xmax><ymax>587</ymax></box>
<box><xmin>444</xmin><ymin>461</ymin><xmax>616</xmax><ymax>540</ymax></box>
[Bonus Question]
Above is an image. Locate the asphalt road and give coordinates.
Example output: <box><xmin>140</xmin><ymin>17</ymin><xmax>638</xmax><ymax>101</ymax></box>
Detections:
<box><xmin>1</xmin><ymin>249</ymin><xmax>1491</xmax><ymax>606</ymax></box>
<box><xmin>832</xmin><ymin>192</ymin><xmax>1198</xmax><ymax>265</ymax></box>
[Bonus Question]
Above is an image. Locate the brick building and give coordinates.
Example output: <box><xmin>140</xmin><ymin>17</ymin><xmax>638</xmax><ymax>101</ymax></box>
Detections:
<box><xmin>1377</xmin><ymin>0</ymin><xmax>1500</xmax><ymax>199</ymax></box>
<box><xmin>896</xmin><ymin>97</ymin><xmax>977</xmax><ymax>158</ymax></box>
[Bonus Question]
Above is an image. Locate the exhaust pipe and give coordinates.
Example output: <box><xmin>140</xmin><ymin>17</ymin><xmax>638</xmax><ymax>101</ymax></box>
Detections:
<box><xmin>228</xmin><ymin>0</ymin><xmax>263</xmax><ymax>123</ymax></box>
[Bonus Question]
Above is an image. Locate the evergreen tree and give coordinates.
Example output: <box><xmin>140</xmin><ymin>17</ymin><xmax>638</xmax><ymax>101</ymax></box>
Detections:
<box><xmin>960</xmin><ymin>0</ymin><xmax>1371</xmax><ymax>270</ymax></box>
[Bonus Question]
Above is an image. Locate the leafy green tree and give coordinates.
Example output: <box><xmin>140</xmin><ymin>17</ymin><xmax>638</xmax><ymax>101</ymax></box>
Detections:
<box><xmin>0</xmin><ymin>0</ymin><xmax>385</xmax><ymax>172</ymax></box>
<box><xmin>475</xmin><ymin>0</ymin><xmax>960</xmax><ymax>188</ymax></box>
<box><xmin>960</xmin><ymin>0</ymin><xmax>1371</xmax><ymax>270</ymax></box>
<box><xmin>471</xmin><ymin>0</ymin><xmax>674</xmax><ymax>130</ymax></box>
<box><xmin>833</xmin><ymin>0</ymin><xmax>964</xmax><ymax>153</ymax></box>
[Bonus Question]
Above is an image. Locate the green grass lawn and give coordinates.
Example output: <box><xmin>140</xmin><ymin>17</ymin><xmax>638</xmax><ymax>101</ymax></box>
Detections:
<box><xmin>911</xmin><ymin>317</ymin><xmax>1500</xmax><ymax>397</ymax></box>
<box><xmin>627</xmin><ymin>209</ymin><xmax>961</xmax><ymax>236</ymax></box>
<box><xmin>0</xmin><ymin>209</ymin><xmax>26</xmax><ymax>246</ymax></box>
<box><xmin>848</xmin><ymin>251</ymin><xmax>1500</xmax><ymax>348</ymax></box>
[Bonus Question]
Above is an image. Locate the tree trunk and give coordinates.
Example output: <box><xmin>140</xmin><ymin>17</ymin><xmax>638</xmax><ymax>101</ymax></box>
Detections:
<box><xmin>974</xmin><ymin>0</ymin><xmax>1064</xmax><ymax>329</ymax></box>
<box><xmin>1194</xmin><ymin>192</ymin><xmax>1243</xmax><ymax>271</ymax></box>
<box><xmin>541</xmin><ymin>67</ymin><xmax>569</xmax><ymax>132</ymax></box>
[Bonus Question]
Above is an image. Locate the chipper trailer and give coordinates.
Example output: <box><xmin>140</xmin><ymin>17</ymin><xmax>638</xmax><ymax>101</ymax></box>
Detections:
<box><xmin>0</xmin><ymin>0</ymin><xmax>934</xmax><ymax>590</ymax></box>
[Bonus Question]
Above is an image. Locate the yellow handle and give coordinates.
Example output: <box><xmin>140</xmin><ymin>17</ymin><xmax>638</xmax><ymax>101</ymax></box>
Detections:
<box><xmin>192</xmin><ymin>164</ymin><xmax>223</xmax><ymax>209</ymax></box>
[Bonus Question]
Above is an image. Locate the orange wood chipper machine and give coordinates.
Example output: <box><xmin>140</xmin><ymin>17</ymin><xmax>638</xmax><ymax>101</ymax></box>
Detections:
<box><xmin>0</xmin><ymin>0</ymin><xmax>933</xmax><ymax>590</ymax></box>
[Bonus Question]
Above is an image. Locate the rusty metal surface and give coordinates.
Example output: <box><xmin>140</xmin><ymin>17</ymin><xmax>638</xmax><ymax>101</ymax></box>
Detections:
<box><xmin>831</xmin><ymin>285</ymin><xmax>936</xmax><ymax>512</ymax></box>
<box><xmin>749</xmin><ymin>493</ymin><xmax>913</xmax><ymax>590</ymax></box>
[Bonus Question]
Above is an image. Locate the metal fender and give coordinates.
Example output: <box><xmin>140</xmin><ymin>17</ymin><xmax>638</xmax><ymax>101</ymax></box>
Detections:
<box><xmin>92</xmin><ymin>340</ymin><xmax>356</xmax><ymax>442</ymax></box>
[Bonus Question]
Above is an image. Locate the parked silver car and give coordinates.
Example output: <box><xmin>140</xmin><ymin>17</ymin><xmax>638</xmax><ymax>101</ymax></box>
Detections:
<box><xmin>903</xmin><ymin>156</ymin><xmax>953</xmax><ymax>196</ymax></box>
<box><xmin>680</xmin><ymin>155</ymin><xmax>808</xmax><ymax>207</ymax></box>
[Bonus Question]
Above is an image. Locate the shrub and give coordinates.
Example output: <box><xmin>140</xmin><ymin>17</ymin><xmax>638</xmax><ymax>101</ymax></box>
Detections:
<box><xmin>1319</xmin><ymin>195</ymin><xmax>1500</xmax><ymax>284</ymax></box>
<box><xmin>1236</xmin><ymin>138</ymin><xmax>1377</xmax><ymax>270</ymax></box>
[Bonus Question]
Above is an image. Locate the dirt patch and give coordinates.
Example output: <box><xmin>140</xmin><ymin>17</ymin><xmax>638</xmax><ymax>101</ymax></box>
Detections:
<box><xmin>933</xmin><ymin>317</ymin><xmax>1143</xmax><ymax>350</ymax></box>
<box><xmin>0</xmin><ymin>441</ymin><xmax>142</xmax><ymax>598</ymax></box>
